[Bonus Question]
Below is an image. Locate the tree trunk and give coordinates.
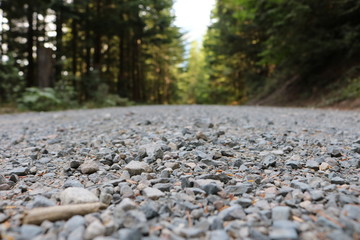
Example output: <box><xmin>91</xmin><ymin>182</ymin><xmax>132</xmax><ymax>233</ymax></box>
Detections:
<box><xmin>26</xmin><ymin>3</ymin><xmax>35</xmax><ymax>87</ymax></box>
<box><xmin>94</xmin><ymin>0</ymin><xmax>101</xmax><ymax>71</ymax></box>
<box><xmin>55</xmin><ymin>0</ymin><xmax>63</xmax><ymax>82</ymax></box>
<box><xmin>37</xmin><ymin>46</ymin><xmax>54</xmax><ymax>88</ymax></box>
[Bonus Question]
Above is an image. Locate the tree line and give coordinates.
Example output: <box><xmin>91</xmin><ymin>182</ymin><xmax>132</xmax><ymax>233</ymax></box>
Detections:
<box><xmin>1</xmin><ymin>0</ymin><xmax>359</xmax><ymax>110</ymax></box>
<box><xmin>0</xmin><ymin>0</ymin><xmax>183</xmax><ymax>110</ymax></box>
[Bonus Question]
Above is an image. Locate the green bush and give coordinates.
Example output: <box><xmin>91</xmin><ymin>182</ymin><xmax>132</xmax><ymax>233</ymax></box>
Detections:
<box><xmin>17</xmin><ymin>87</ymin><xmax>62</xmax><ymax>111</ymax></box>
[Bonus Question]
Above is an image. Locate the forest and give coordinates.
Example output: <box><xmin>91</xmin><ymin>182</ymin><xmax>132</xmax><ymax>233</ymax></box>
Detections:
<box><xmin>0</xmin><ymin>0</ymin><xmax>359</xmax><ymax>111</ymax></box>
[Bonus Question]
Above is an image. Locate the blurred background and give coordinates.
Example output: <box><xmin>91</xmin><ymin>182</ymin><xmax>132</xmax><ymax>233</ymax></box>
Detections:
<box><xmin>0</xmin><ymin>0</ymin><xmax>359</xmax><ymax>112</ymax></box>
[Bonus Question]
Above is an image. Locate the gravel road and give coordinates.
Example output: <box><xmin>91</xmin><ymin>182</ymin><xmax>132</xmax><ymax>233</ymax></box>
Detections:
<box><xmin>0</xmin><ymin>105</ymin><xmax>359</xmax><ymax>240</ymax></box>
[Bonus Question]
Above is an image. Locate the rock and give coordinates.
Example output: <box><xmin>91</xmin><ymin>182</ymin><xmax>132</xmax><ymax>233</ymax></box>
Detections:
<box><xmin>291</xmin><ymin>180</ymin><xmax>310</xmax><ymax>191</ymax></box>
<box><xmin>84</xmin><ymin>220</ymin><xmax>106</xmax><ymax>240</ymax></box>
<box><xmin>331</xmin><ymin>176</ymin><xmax>346</xmax><ymax>185</ymax></box>
<box><xmin>236</xmin><ymin>198</ymin><xmax>253</xmax><ymax>208</ymax></box>
<box><xmin>124</xmin><ymin>161</ymin><xmax>151</xmax><ymax>176</ymax></box>
<box><xmin>153</xmin><ymin>183</ymin><xmax>172</xmax><ymax>192</ymax></box>
<box><xmin>64</xmin><ymin>215</ymin><xmax>86</xmax><ymax>233</ymax></box>
<box><xmin>269</xmin><ymin>228</ymin><xmax>298</xmax><ymax>240</ymax></box>
<box><xmin>327</xmin><ymin>230</ymin><xmax>353</xmax><ymax>240</ymax></box>
<box><xmin>0</xmin><ymin>183</ymin><xmax>11</xmax><ymax>191</ymax></box>
<box><xmin>328</xmin><ymin>147</ymin><xmax>342</xmax><ymax>157</ymax></box>
<box><xmin>142</xmin><ymin>187</ymin><xmax>165</xmax><ymax>200</ymax></box>
<box><xmin>272</xmin><ymin>206</ymin><xmax>291</xmax><ymax>221</ymax></box>
<box><xmin>262</xmin><ymin>155</ymin><xmax>277</xmax><ymax>168</ymax></box>
<box><xmin>118</xmin><ymin>228</ymin><xmax>142</xmax><ymax>240</ymax></box>
<box><xmin>225</xmin><ymin>184</ymin><xmax>253</xmax><ymax>195</ymax></box>
<box><xmin>116</xmin><ymin>198</ymin><xmax>137</xmax><ymax>211</ymax></box>
<box><xmin>305</xmin><ymin>159</ymin><xmax>319</xmax><ymax>170</ymax></box>
<box><xmin>119</xmin><ymin>210</ymin><xmax>147</xmax><ymax>228</ymax></box>
<box><xmin>60</xmin><ymin>187</ymin><xmax>99</xmax><ymax>205</ymax></box>
<box><xmin>319</xmin><ymin>162</ymin><xmax>331</xmax><ymax>171</ymax></box>
<box><xmin>80</xmin><ymin>161</ymin><xmax>99</xmax><ymax>174</ymax></box>
<box><xmin>310</xmin><ymin>190</ymin><xmax>324</xmax><ymax>201</ymax></box>
<box><xmin>20</xmin><ymin>225</ymin><xmax>43</xmax><ymax>239</ymax></box>
<box><xmin>179</xmin><ymin>228</ymin><xmax>206</xmax><ymax>238</ymax></box>
<box><xmin>64</xmin><ymin>179</ymin><xmax>84</xmax><ymax>188</ymax></box>
<box><xmin>28</xmin><ymin>196</ymin><xmax>56</xmax><ymax>208</ymax></box>
<box><xmin>218</xmin><ymin>205</ymin><xmax>245</xmax><ymax>221</ymax></box>
<box><xmin>70</xmin><ymin>160</ymin><xmax>81</xmax><ymax>169</ymax></box>
<box><xmin>210</xmin><ymin>230</ymin><xmax>230</xmax><ymax>240</ymax></box>
<box><xmin>0</xmin><ymin>175</ymin><xmax>7</xmax><ymax>184</ymax></box>
<box><xmin>342</xmin><ymin>204</ymin><xmax>360</xmax><ymax>221</ymax></box>
<box><xmin>68</xmin><ymin>226</ymin><xmax>85</xmax><ymax>240</ymax></box>
<box><xmin>10</xmin><ymin>167</ymin><xmax>29</xmax><ymax>176</ymax></box>
<box><xmin>202</xmin><ymin>183</ymin><xmax>222</xmax><ymax>195</ymax></box>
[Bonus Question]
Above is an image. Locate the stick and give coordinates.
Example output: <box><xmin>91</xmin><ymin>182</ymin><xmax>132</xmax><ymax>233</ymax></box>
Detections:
<box><xmin>23</xmin><ymin>202</ymin><xmax>107</xmax><ymax>225</ymax></box>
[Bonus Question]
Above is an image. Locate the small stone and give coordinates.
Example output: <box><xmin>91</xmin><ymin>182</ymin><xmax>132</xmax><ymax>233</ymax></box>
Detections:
<box><xmin>80</xmin><ymin>161</ymin><xmax>99</xmax><ymax>174</ymax></box>
<box><xmin>342</xmin><ymin>204</ymin><xmax>360</xmax><ymax>221</ymax></box>
<box><xmin>236</xmin><ymin>198</ymin><xmax>253</xmax><ymax>208</ymax></box>
<box><xmin>100</xmin><ymin>193</ymin><xmax>112</xmax><ymax>205</ymax></box>
<box><xmin>142</xmin><ymin>187</ymin><xmax>165</xmax><ymax>200</ymax></box>
<box><xmin>210</xmin><ymin>230</ymin><xmax>230</xmax><ymax>240</ymax></box>
<box><xmin>319</xmin><ymin>162</ymin><xmax>331</xmax><ymax>171</ymax></box>
<box><xmin>70</xmin><ymin>160</ymin><xmax>81</xmax><ymax>169</ymax></box>
<box><xmin>120</xmin><ymin>210</ymin><xmax>147</xmax><ymax>228</ymax></box>
<box><xmin>0</xmin><ymin>184</ymin><xmax>11</xmax><ymax>191</ymax></box>
<box><xmin>291</xmin><ymin>180</ymin><xmax>310</xmax><ymax>191</ymax></box>
<box><xmin>179</xmin><ymin>227</ymin><xmax>206</xmax><ymax>238</ymax></box>
<box><xmin>196</xmin><ymin>131</ymin><xmax>209</xmax><ymax>141</ymax></box>
<box><xmin>269</xmin><ymin>228</ymin><xmax>298</xmax><ymax>240</ymax></box>
<box><xmin>124</xmin><ymin>161</ymin><xmax>151</xmax><ymax>176</ymax></box>
<box><xmin>305</xmin><ymin>159</ymin><xmax>319</xmax><ymax>170</ymax></box>
<box><xmin>60</xmin><ymin>187</ymin><xmax>99</xmax><ymax>205</ymax></box>
<box><xmin>10</xmin><ymin>167</ymin><xmax>29</xmax><ymax>176</ymax></box>
<box><xmin>0</xmin><ymin>175</ymin><xmax>7</xmax><ymax>184</ymax></box>
<box><xmin>28</xmin><ymin>196</ymin><xmax>56</xmax><ymax>208</ymax></box>
<box><xmin>68</xmin><ymin>226</ymin><xmax>85</xmax><ymax>240</ymax></box>
<box><xmin>310</xmin><ymin>190</ymin><xmax>324</xmax><ymax>201</ymax></box>
<box><xmin>272</xmin><ymin>206</ymin><xmax>291</xmax><ymax>221</ymax></box>
<box><xmin>64</xmin><ymin>179</ymin><xmax>84</xmax><ymax>188</ymax></box>
<box><xmin>328</xmin><ymin>147</ymin><xmax>342</xmax><ymax>157</ymax></box>
<box><xmin>20</xmin><ymin>225</ymin><xmax>43</xmax><ymax>239</ymax></box>
<box><xmin>202</xmin><ymin>183</ymin><xmax>222</xmax><ymax>195</ymax></box>
<box><xmin>218</xmin><ymin>205</ymin><xmax>245</xmax><ymax>221</ymax></box>
<box><xmin>64</xmin><ymin>215</ymin><xmax>85</xmax><ymax>233</ymax></box>
<box><xmin>327</xmin><ymin>230</ymin><xmax>353</xmax><ymax>240</ymax></box>
<box><xmin>285</xmin><ymin>160</ymin><xmax>301</xmax><ymax>169</ymax></box>
<box><xmin>84</xmin><ymin>220</ymin><xmax>106</xmax><ymax>240</ymax></box>
<box><xmin>331</xmin><ymin>176</ymin><xmax>346</xmax><ymax>185</ymax></box>
<box><xmin>225</xmin><ymin>184</ymin><xmax>252</xmax><ymax>195</ymax></box>
<box><xmin>262</xmin><ymin>155</ymin><xmax>276</xmax><ymax>168</ymax></box>
<box><xmin>153</xmin><ymin>183</ymin><xmax>172</xmax><ymax>192</ymax></box>
<box><xmin>116</xmin><ymin>198</ymin><xmax>137</xmax><ymax>211</ymax></box>
<box><xmin>118</xmin><ymin>228</ymin><xmax>142</xmax><ymax>240</ymax></box>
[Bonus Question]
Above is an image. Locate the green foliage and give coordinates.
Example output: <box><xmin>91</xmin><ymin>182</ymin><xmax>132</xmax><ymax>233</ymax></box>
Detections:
<box><xmin>0</xmin><ymin>58</ymin><xmax>25</xmax><ymax>103</ymax></box>
<box><xmin>17</xmin><ymin>88</ymin><xmax>62</xmax><ymax>111</ymax></box>
<box><xmin>178</xmin><ymin>41</ymin><xmax>209</xmax><ymax>104</ymax></box>
<box><xmin>203</xmin><ymin>0</ymin><xmax>360</xmax><ymax>104</ymax></box>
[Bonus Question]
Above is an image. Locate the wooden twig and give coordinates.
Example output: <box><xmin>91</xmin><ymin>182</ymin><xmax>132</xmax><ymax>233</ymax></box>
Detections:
<box><xmin>22</xmin><ymin>202</ymin><xmax>107</xmax><ymax>225</ymax></box>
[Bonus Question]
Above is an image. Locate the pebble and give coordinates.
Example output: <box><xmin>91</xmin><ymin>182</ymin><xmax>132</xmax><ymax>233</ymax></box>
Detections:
<box><xmin>142</xmin><ymin>187</ymin><xmax>165</xmax><ymax>200</ymax></box>
<box><xmin>60</xmin><ymin>187</ymin><xmax>99</xmax><ymax>204</ymax></box>
<box><xmin>272</xmin><ymin>206</ymin><xmax>291</xmax><ymax>221</ymax></box>
<box><xmin>124</xmin><ymin>161</ymin><xmax>151</xmax><ymax>176</ymax></box>
<box><xmin>0</xmin><ymin>106</ymin><xmax>359</xmax><ymax>240</ymax></box>
<box><xmin>80</xmin><ymin>161</ymin><xmax>99</xmax><ymax>174</ymax></box>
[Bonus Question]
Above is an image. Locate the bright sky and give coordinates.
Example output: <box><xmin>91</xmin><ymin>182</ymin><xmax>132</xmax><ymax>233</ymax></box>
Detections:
<box><xmin>173</xmin><ymin>0</ymin><xmax>216</xmax><ymax>44</ymax></box>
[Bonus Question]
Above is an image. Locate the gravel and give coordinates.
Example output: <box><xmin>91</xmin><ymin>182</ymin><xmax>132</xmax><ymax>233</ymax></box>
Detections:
<box><xmin>0</xmin><ymin>105</ymin><xmax>359</xmax><ymax>239</ymax></box>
